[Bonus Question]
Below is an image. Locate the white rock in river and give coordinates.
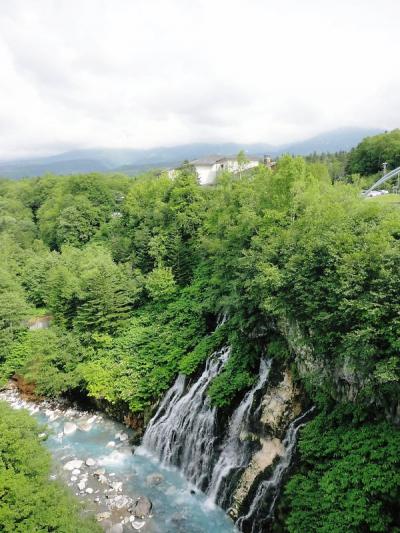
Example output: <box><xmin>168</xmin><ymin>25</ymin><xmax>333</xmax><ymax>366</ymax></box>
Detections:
<box><xmin>72</xmin><ymin>468</ymin><xmax>81</xmax><ymax>475</ymax></box>
<box><xmin>71</xmin><ymin>476</ymin><xmax>78</xmax><ymax>482</ymax></box>
<box><xmin>85</xmin><ymin>457</ymin><xmax>96</xmax><ymax>466</ymax></box>
<box><xmin>78</xmin><ymin>480</ymin><xmax>86</xmax><ymax>491</ymax></box>
<box><xmin>87</xmin><ymin>415</ymin><xmax>97</xmax><ymax>424</ymax></box>
<box><xmin>86</xmin><ymin>487</ymin><xmax>94</xmax><ymax>494</ymax></box>
<box><xmin>108</xmin><ymin>494</ymin><xmax>132</xmax><ymax>510</ymax></box>
<box><xmin>63</xmin><ymin>422</ymin><xmax>77</xmax><ymax>435</ymax></box>
<box><xmin>79</xmin><ymin>422</ymin><xmax>93</xmax><ymax>432</ymax></box>
<box><xmin>119</xmin><ymin>432</ymin><xmax>129</xmax><ymax>442</ymax></box>
<box><xmin>106</xmin><ymin>441</ymin><xmax>115</xmax><ymax>448</ymax></box>
<box><xmin>130</xmin><ymin>517</ymin><xmax>146</xmax><ymax>530</ymax></box>
<box><xmin>110</xmin><ymin>481</ymin><xmax>123</xmax><ymax>492</ymax></box>
<box><xmin>64</xmin><ymin>459</ymin><xmax>84</xmax><ymax>471</ymax></box>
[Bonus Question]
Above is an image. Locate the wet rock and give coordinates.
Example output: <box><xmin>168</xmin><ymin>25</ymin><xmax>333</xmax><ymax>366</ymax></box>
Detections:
<box><xmin>64</xmin><ymin>459</ymin><xmax>83</xmax><ymax>471</ymax></box>
<box><xmin>96</xmin><ymin>511</ymin><xmax>111</xmax><ymax>521</ymax></box>
<box><xmin>38</xmin><ymin>432</ymin><xmax>47</xmax><ymax>439</ymax></box>
<box><xmin>63</xmin><ymin>422</ymin><xmax>77</xmax><ymax>435</ymax></box>
<box><xmin>85</xmin><ymin>487</ymin><xmax>94</xmax><ymax>494</ymax></box>
<box><xmin>119</xmin><ymin>432</ymin><xmax>129</xmax><ymax>442</ymax></box>
<box><xmin>110</xmin><ymin>481</ymin><xmax>123</xmax><ymax>492</ymax></box>
<box><xmin>72</xmin><ymin>468</ymin><xmax>81</xmax><ymax>475</ymax></box>
<box><xmin>106</xmin><ymin>441</ymin><xmax>116</xmax><ymax>448</ymax></box>
<box><xmin>108</xmin><ymin>494</ymin><xmax>132</xmax><ymax>510</ymax></box>
<box><xmin>107</xmin><ymin>524</ymin><xmax>123</xmax><ymax>533</ymax></box>
<box><xmin>146</xmin><ymin>473</ymin><xmax>164</xmax><ymax>486</ymax></box>
<box><xmin>132</xmin><ymin>496</ymin><xmax>152</xmax><ymax>518</ymax></box>
<box><xmin>87</xmin><ymin>415</ymin><xmax>97</xmax><ymax>424</ymax></box>
<box><xmin>93</xmin><ymin>468</ymin><xmax>106</xmax><ymax>478</ymax></box>
<box><xmin>78</xmin><ymin>480</ymin><xmax>86</xmax><ymax>491</ymax></box>
<box><xmin>130</xmin><ymin>517</ymin><xmax>146</xmax><ymax>530</ymax></box>
<box><xmin>71</xmin><ymin>476</ymin><xmax>78</xmax><ymax>482</ymax></box>
<box><xmin>171</xmin><ymin>512</ymin><xmax>187</xmax><ymax>525</ymax></box>
<box><xmin>79</xmin><ymin>422</ymin><xmax>93</xmax><ymax>432</ymax></box>
<box><xmin>85</xmin><ymin>457</ymin><xmax>96</xmax><ymax>466</ymax></box>
<box><xmin>129</xmin><ymin>434</ymin><xmax>142</xmax><ymax>446</ymax></box>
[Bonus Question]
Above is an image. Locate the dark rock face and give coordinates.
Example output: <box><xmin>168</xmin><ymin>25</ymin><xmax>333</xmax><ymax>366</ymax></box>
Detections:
<box><xmin>131</xmin><ymin>496</ymin><xmax>153</xmax><ymax>518</ymax></box>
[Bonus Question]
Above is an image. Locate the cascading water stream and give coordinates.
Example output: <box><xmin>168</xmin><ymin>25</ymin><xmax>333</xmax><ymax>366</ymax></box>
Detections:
<box><xmin>141</xmin><ymin>346</ymin><xmax>231</xmax><ymax>489</ymax></box>
<box><xmin>236</xmin><ymin>406</ymin><xmax>315</xmax><ymax>533</ymax></box>
<box><xmin>206</xmin><ymin>358</ymin><xmax>272</xmax><ymax>505</ymax></box>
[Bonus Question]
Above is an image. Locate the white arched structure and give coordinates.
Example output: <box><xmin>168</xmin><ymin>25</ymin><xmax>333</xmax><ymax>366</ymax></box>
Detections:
<box><xmin>362</xmin><ymin>166</ymin><xmax>400</xmax><ymax>197</ymax></box>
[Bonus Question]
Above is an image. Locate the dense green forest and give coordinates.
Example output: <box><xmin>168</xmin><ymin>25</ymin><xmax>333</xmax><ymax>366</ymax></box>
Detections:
<box><xmin>0</xmin><ymin>402</ymin><xmax>100</xmax><ymax>532</ymax></box>
<box><xmin>0</xmin><ymin>131</ymin><xmax>399</xmax><ymax>531</ymax></box>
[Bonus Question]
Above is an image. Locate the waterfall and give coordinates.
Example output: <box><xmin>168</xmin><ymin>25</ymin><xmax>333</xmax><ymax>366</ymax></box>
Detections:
<box><xmin>236</xmin><ymin>406</ymin><xmax>315</xmax><ymax>533</ymax></box>
<box><xmin>141</xmin><ymin>346</ymin><xmax>231</xmax><ymax>489</ymax></box>
<box><xmin>206</xmin><ymin>358</ymin><xmax>272</xmax><ymax>505</ymax></box>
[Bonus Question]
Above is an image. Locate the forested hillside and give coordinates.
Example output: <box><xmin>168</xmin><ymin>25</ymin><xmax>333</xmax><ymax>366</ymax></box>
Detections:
<box><xmin>0</xmin><ymin>140</ymin><xmax>399</xmax><ymax>531</ymax></box>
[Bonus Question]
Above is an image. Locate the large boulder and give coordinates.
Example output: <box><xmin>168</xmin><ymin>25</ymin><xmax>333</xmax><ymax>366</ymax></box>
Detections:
<box><xmin>63</xmin><ymin>459</ymin><xmax>84</xmax><ymax>471</ymax></box>
<box><xmin>132</xmin><ymin>496</ymin><xmax>152</xmax><ymax>518</ymax></box>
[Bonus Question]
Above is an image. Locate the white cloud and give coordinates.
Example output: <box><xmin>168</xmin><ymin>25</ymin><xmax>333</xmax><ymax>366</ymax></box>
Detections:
<box><xmin>0</xmin><ymin>0</ymin><xmax>399</xmax><ymax>158</ymax></box>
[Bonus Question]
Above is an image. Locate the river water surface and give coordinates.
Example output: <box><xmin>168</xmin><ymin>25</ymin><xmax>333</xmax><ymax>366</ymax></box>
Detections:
<box><xmin>0</xmin><ymin>387</ymin><xmax>236</xmax><ymax>533</ymax></box>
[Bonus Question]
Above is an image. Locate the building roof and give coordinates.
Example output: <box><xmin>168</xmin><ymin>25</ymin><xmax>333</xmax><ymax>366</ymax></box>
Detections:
<box><xmin>190</xmin><ymin>154</ymin><xmax>262</xmax><ymax>166</ymax></box>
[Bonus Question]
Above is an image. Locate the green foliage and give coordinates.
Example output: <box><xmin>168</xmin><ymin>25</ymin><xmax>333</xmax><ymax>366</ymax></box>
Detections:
<box><xmin>0</xmin><ymin>401</ymin><xmax>100</xmax><ymax>532</ymax></box>
<box><xmin>145</xmin><ymin>266</ymin><xmax>177</xmax><ymax>301</ymax></box>
<box><xmin>284</xmin><ymin>411</ymin><xmax>400</xmax><ymax>533</ymax></box>
<box><xmin>79</xmin><ymin>283</ymin><xmax>209</xmax><ymax>412</ymax></box>
<box><xmin>304</xmin><ymin>151</ymin><xmax>348</xmax><ymax>182</ymax></box>
<box><xmin>0</xmin><ymin>268</ymin><xmax>30</xmax><ymax>366</ymax></box>
<box><xmin>46</xmin><ymin>245</ymin><xmax>140</xmax><ymax>332</ymax></box>
<box><xmin>115</xmin><ymin>170</ymin><xmax>205</xmax><ymax>283</ymax></box>
<box><xmin>346</xmin><ymin>129</ymin><xmax>400</xmax><ymax>175</ymax></box>
<box><xmin>1</xmin><ymin>328</ymin><xmax>87</xmax><ymax>396</ymax></box>
<box><xmin>36</xmin><ymin>173</ymin><xmax>129</xmax><ymax>249</ymax></box>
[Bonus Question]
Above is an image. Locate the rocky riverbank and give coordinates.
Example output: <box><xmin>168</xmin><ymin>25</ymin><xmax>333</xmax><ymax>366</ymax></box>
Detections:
<box><xmin>0</xmin><ymin>383</ymin><xmax>235</xmax><ymax>533</ymax></box>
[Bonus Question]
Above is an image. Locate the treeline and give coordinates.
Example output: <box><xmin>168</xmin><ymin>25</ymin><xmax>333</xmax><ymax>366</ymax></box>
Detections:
<box><xmin>0</xmin><ymin>131</ymin><xmax>399</xmax><ymax>531</ymax></box>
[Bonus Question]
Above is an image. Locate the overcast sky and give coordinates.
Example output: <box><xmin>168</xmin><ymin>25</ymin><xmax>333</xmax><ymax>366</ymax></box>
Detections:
<box><xmin>0</xmin><ymin>0</ymin><xmax>399</xmax><ymax>159</ymax></box>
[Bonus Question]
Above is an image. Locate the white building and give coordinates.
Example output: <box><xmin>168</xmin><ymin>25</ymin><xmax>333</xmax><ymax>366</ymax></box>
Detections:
<box><xmin>189</xmin><ymin>155</ymin><xmax>261</xmax><ymax>185</ymax></box>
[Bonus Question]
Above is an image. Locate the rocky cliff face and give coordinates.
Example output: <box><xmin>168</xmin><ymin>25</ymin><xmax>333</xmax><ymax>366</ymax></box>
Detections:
<box><xmin>279</xmin><ymin>316</ymin><xmax>400</xmax><ymax>424</ymax></box>
<box><xmin>280</xmin><ymin>316</ymin><xmax>369</xmax><ymax>401</ymax></box>
<box><xmin>230</xmin><ymin>369</ymin><xmax>303</xmax><ymax>520</ymax></box>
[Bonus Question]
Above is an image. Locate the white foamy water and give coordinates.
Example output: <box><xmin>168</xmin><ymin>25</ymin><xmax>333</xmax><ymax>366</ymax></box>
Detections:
<box><xmin>0</xmin><ymin>386</ymin><xmax>236</xmax><ymax>533</ymax></box>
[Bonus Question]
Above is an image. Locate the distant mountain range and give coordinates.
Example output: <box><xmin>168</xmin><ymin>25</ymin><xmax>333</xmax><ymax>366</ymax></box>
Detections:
<box><xmin>0</xmin><ymin>127</ymin><xmax>383</xmax><ymax>179</ymax></box>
